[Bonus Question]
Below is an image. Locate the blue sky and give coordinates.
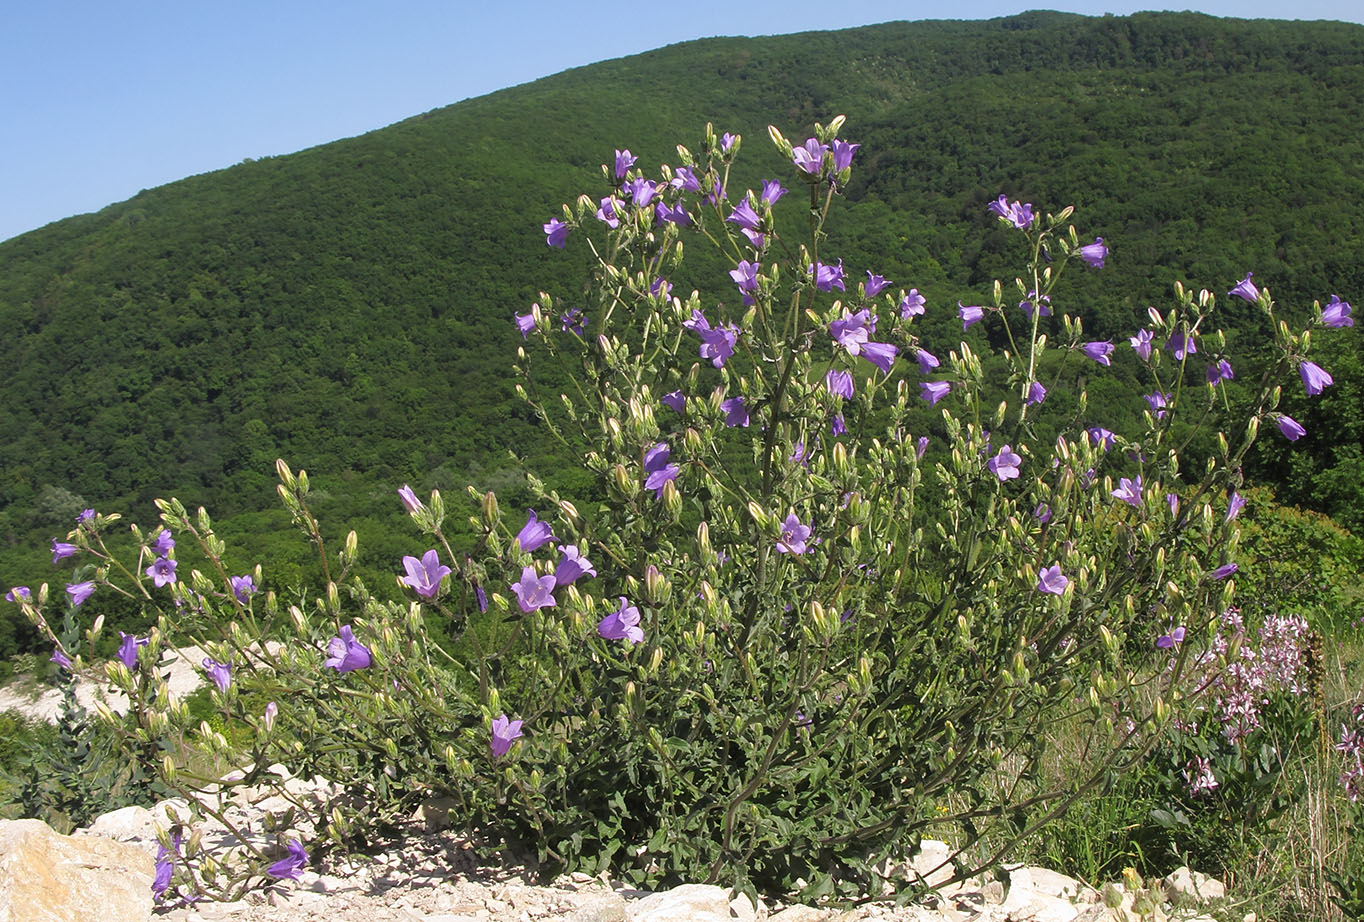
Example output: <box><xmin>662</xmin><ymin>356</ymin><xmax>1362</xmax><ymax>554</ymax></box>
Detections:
<box><xmin>3</xmin><ymin>1</ymin><xmax>1362</xmax><ymax>243</ymax></box>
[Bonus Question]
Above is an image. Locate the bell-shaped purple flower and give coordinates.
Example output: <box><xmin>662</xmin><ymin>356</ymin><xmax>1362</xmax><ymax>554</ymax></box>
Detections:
<box><xmin>146</xmin><ymin>556</ymin><xmax>178</xmax><ymax>588</ymax></box>
<box><xmin>543</xmin><ymin>218</ymin><xmax>570</xmax><ymax>249</ymax></box>
<box><xmin>595</xmin><ymin>196</ymin><xmax>621</xmax><ymax>228</ymax></box>
<box><xmin>202</xmin><ymin>657</ymin><xmax>232</xmax><ymax>693</ymax></box>
<box><xmin>1211</xmin><ymin>562</ymin><xmax>1239</xmax><ymax>580</ymax></box>
<box><xmin>760</xmin><ymin>179</ymin><xmax>786</xmax><ymax>205</ymax></box>
<box><xmin>860</xmin><ymin>342</ymin><xmax>899</xmax><ymax>374</ymax></box>
<box><xmin>1078</xmin><ymin>237</ymin><xmax>1107</xmax><ymax>268</ymax></box>
<box><xmin>511</xmin><ymin>566</ymin><xmax>556</xmax><ymax>613</ymax></box>
<box><xmin>1321</xmin><ymin>295</ymin><xmax>1353</xmax><ymax>328</ymax></box>
<box><xmin>1156</xmin><ymin>626</ymin><xmax>1186</xmax><ymax>649</ymax></box>
<box><xmin>1111</xmin><ymin>476</ymin><xmax>1143</xmax><ymax>508</ymax></box>
<box><xmin>826</xmin><ymin>369</ymin><xmax>854</xmax><ymax>400</ymax></box>
<box><xmin>959</xmin><ymin>302</ymin><xmax>985</xmax><ymax>330</ymax></box>
<box><xmin>864</xmin><ymin>272</ymin><xmax>890</xmax><ymax>298</ymax></box>
<box><xmin>1129</xmin><ymin>329</ymin><xmax>1155</xmax><ymax>361</ymax></box>
<box><xmin>51</xmin><ymin>648</ymin><xmax>72</xmax><ymax>670</ymax></box>
<box><xmin>153</xmin><ymin>530</ymin><xmax>175</xmax><ymax>556</ymax></box>
<box><xmin>1037</xmin><ymin>565</ymin><xmax>1069</xmax><ymax>595</ymax></box>
<box><xmin>644</xmin><ymin>442</ymin><xmax>680</xmax><ymax>497</ymax></box>
<box><xmin>698</xmin><ymin>324</ymin><xmax>738</xmax><ymax>368</ymax></box>
<box><xmin>830</xmin><ymin>139</ymin><xmax>860</xmax><ymax>172</ymax></box>
<box><xmin>230</xmin><ymin>574</ymin><xmax>256</xmax><ymax>602</ymax></box>
<box><xmin>661</xmin><ymin>390</ymin><xmax>686</xmax><ymax>413</ymax></box>
<box><xmin>1276</xmin><ymin>414</ymin><xmax>1306</xmax><ymax>441</ymax></box>
<box><xmin>514</xmin><ymin>312</ymin><xmax>536</xmax><ymax>339</ymax></box>
<box><xmin>117</xmin><ymin>631</ymin><xmax>147</xmax><ymax>669</ymax></box>
<box><xmin>51</xmin><ymin>539</ymin><xmax>78</xmax><ymax>562</ymax></box>
<box><xmin>899</xmin><ymin>289</ymin><xmax>926</xmax><ymax>318</ymax></box>
<box><xmin>829</xmin><ymin>309</ymin><xmax>873</xmax><ymax>354</ymax></box>
<box><xmin>1299</xmin><ymin>360</ymin><xmax>1333</xmax><ymax>395</ymax></box>
<box><xmin>1207</xmin><ymin>359</ymin><xmax>1235</xmax><ymax>384</ymax></box>
<box><xmin>554</xmin><ymin>545</ymin><xmax>597</xmax><ymax>587</ymax></box>
<box><xmin>398</xmin><ymin>484</ymin><xmax>424</xmax><ymax>514</ymax></box>
<box><xmin>67</xmin><ymin>581</ymin><xmax>95</xmax><ymax>608</ymax></box>
<box><xmin>325</xmin><ymin>625</ymin><xmax>371</xmax><ymax>673</ymax></box>
<box><xmin>776</xmin><ymin>514</ymin><xmax>812</xmax><ymax>555</ymax></box>
<box><xmin>1082</xmin><ymin>341</ymin><xmax>1114</xmax><ymax>366</ymax></box>
<box><xmin>722</xmin><ymin>396</ymin><xmax>750</xmax><ymax>428</ymax></box>
<box><xmin>727</xmin><ymin>198</ymin><xmax>762</xmax><ymax>231</ymax></box>
<box><xmin>988</xmin><ymin>446</ymin><xmax>1022</xmax><ymax>481</ymax></box>
<box><xmin>266</xmin><ymin>840</ymin><xmax>308</xmax><ymax>881</ymax></box>
<box><xmin>811</xmin><ymin>260</ymin><xmax>845</xmax><ymax>292</ymax></box>
<box><xmin>614</xmin><ymin>149</ymin><xmax>636</xmax><ymax>180</ymax></box>
<box><xmin>729</xmin><ymin>260</ymin><xmax>760</xmax><ymax>305</ymax></box>
<box><xmin>1027</xmin><ymin>381</ymin><xmax>1047</xmax><ymax>406</ymax></box>
<box><xmin>598</xmin><ymin>597</ymin><xmax>644</xmax><ymax>642</ymax></box>
<box><xmin>1088</xmin><ymin>427</ymin><xmax>1116</xmax><ymax>450</ymax></box>
<box><xmin>792</xmin><ymin>138</ymin><xmax>828</xmax><ymax>174</ymax></box>
<box><xmin>1165</xmin><ymin>331</ymin><xmax>1197</xmax><ymax>360</ymax></box>
<box><xmin>1144</xmin><ymin>392</ymin><xmax>1170</xmax><ymax>420</ymax></box>
<box><xmin>920</xmin><ymin>381</ymin><xmax>951</xmax><ymax>406</ymax></box>
<box><xmin>915</xmin><ymin>348</ymin><xmax>940</xmax><ymax>375</ymax></box>
<box><xmin>1226</xmin><ymin>492</ymin><xmax>1246</xmax><ymax>522</ymax></box>
<box><xmin>491</xmin><ymin>713</ymin><xmax>524</xmax><ymax>757</ymax></box>
<box><xmin>831</xmin><ymin>414</ymin><xmax>847</xmax><ymax>437</ymax></box>
<box><xmin>400</xmin><ymin>549</ymin><xmax>451</xmax><ymax>599</ymax></box>
<box><xmin>516</xmin><ymin>510</ymin><xmax>555</xmax><ymax>553</ymax></box>
<box><xmin>6</xmin><ymin>586</ymin><xmax>31</xmax><ymax>604</ymax></box>
<box><xmin>1228</xmin><ymin>272</ymin><xmax>1259</xmax><ymax>303</ymax></box>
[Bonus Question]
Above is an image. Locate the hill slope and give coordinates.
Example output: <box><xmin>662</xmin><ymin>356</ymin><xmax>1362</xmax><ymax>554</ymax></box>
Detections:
<box><xmin>1</xmin><ymin>11</ymin><xmax>1362</xmax><ymax>650</ymax></box>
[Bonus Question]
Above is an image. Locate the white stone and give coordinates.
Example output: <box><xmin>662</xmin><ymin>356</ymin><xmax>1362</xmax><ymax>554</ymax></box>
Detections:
<box><xmin>628</xmin><ymin>883</ymin><xmax>734</xmax><ymax>922</ymax></box>
<box><xmin>0</xmin><ymin>818</ymin><xmax>154</xmax><ymax>922</ymax></box>
<box><xmin>1162</xmin><ymin>866</ymin><xmax>1225</xmax><ymax>904</ymax></box>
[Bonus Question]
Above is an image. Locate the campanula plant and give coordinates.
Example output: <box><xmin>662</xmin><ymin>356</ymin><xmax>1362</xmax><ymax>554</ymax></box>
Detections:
<box><xmin>4</xmin><ymin>117</ymin><xmax>1352</xmax><ymax>905</ymax></box>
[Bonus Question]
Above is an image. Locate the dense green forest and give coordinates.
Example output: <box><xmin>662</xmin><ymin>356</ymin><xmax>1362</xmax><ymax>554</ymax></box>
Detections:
<box><xmin>2</xmin><ymin>10</ymin><xmax>1361</xmax><ymax>655</ymax></box>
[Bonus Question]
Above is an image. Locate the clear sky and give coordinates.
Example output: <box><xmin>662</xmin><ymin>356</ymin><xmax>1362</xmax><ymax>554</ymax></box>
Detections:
<box><xmin>3</xmin><ymin>0</ymin><xmax>1361</xmax><ymax>243</ymax></box>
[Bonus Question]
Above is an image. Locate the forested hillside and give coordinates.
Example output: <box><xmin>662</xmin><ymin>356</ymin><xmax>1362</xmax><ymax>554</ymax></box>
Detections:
<box><xmin>2</xmin><ymin>11</ymin><xmax>1361</xmax><ymax>654</ymax></box>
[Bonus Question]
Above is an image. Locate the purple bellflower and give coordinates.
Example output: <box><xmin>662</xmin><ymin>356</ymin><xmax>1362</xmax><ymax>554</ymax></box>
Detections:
<box><xmin>325</xmin><ymin>625</ymin><xmax>372</xmax><ymax>673</ymax></box>
<box><xmin>1027</xmin><ymin>381</ymin><xmax>1047</xmax><ymax>406</ymax></box>
<box><xmin>989</xmin><ymin>446</ymin><xmax>1022</xmax><ymax>481</ymax></box>
<box><xmin>202</xmin><ymin>658</ymin><xmax>232</xmax><ymax>693</ymax></box>
<box><xmin>117</xmin><ymin>632</ymin><xmax>147</xmax><ymax>669</ymax></box>
<box><xmin>1322</xmin><ymin>295</ymin><xmax>1353</xmax><ymax>327</ymax></box>
<box><xmin>959</xmin><ymin>302</ymin><xmax>985</xmax><ymax>330</ymax></box>
<box><xmin>899</xmin><ymin>289</ymin><xmax>926</xmax><ymax>318</ymax></box>
<box><xmin>67</xmin><ymin>581</ymin><xmax>95</xmax><ymax>607</ymax></box>
<box><xmin>730</xmin><ymin>260</ymin><xmax>760</xmax><ymax>305</ymax></box>
<box><xmin>5</xmin><ymin>586</ymin><xmax>31</xmax><ymax>603</ymax></box>
<box><xmin>560</xmin><ymin>307</ymin><xmax>586</xmax><ymax>335</ymax></box>
<box><xmin>1111</xmin><ymin>476</ymin><xmax>1143</xmax><ymax>507</ymax></box>
<box><xmin>1300</xmin><ymin>360</ymin><xmax>1333</xmax><ymax>395</ymax></box>
<box><xmin>1144</xmin><ymin>392</ymin><xmax>1170</xmax><ymax>420</ymax></box>
<box><xmin>146</xmin><ymin>557</ymin><xmax>178</xmax><ymax>588</ymax></box>
<box><xmin>1277</xmin><ymin>415</ymin><xmax>1307</xmax><ymax>441</ymax></box>
<box><xmin>1166</xmin><ymin>331</ymin><xmax>1197</xmax><ymax>360</ymax></box>
<box><xmin>811</xmin><ymin>260</ymin><xmax>846</xmax><ymax>292</ymax></box>
<box><xmin>989</xmin><ymin>195</ymin><xmax>1035</xmax><ymax>229</ymax></box>
<box><xmin>51</xmin><ymin>539</ymin><xmax>78</xmax><ymax>562</ymax></box>
<box><xmin>793</xmin><ymin>138</ymin><xmax>828</xmax><ymax>174</ymax></box>
<box><xmin>661</xmin><ymin>390</ymin><xmax>686</xmax><ymax>413</ymax></box>
<box><xmin>1211</xmin><ymin>562</ymin><xmax>1239</xmax><ymax>580</ymax></box>
<box><xmin>1226</xmin><ymin>492</ymin><xmax>1246</xmax><ymax>521</ymax></box>
<box><xmin>514</xmin><ymin>312</ymin><xmax>536</xmax><ymax>339</ymax></box>
<box><xmin>644</xmin><ymin>442</ymin><xmax>680</xmax><ymax>497</ymax></box>
<box><xmin>1228</xmin><ymin>272</ymin><xmax>1259</xmax><ymax>303</ymax></box>
<box><xmin>1082</xmin><ymin>341</ymin><xmax>1114</xmax><ymax>366</ymax></box>
<box><xmin>921</xmin><ymin>381</ymin><xmax>951</xmax><ymax>406</ymax></box>
<box><xmin>543</xmin><ymin>218</ymin><xmax>570</xmax><ymax>249</ymax></box>
<box><xmin>915</xmin><ymin>348</ymin><xmax>940</xmax><ymax>374</ymax></box>
<box><xmin>1037</xmin><ymin>565</ymin><xmax>1069</xmax><ymax>596</ymax></box>
<box><xmin>512</xmin><ymin>566</ymin><xmax>556</xmax><ymax>613</ymax></box>
<box><xmin>829</xmin><ymin>309</ymin><xmax>873</xmax><ymax>354</ymax></box>
<box><xmin>760</xmin><ymin>179</ymin><xmax>786</xmax><ymax>204</ymax></box>
<box><xmin>598</xmin><ymin>597</ymin><xmax>644</xmax><ymax>642</ymax></box>
<box><xmin>651</xmin><ymin>277</ymin><xmax>672</xmax><ymax>300</ymax></box>
<box><xmin>1019</xmin><ymin>291</ymin><xmax>1051</xmax><ymax>318</ymax></box>
<box><xmin>595</xmin><ymin>196</ymin><xmax>621</xmax><ymax>228</ymax></box>
<box><xmin>1207</xmin><ymin>359</ymin><xmax>1235</xmax><ymax>384</ymax></box>
<box><xmin>77</xmin><ymin>508</ymin><xmax>95</xmax><ymax>524</ymax></box>
<box><xmin>831</xmin><ymin>414</ymin><xmax>847</xmax><ymax>437</ymax></box>
<box><xmin>153</xmin><ymin>530</ymin><xmax>175</xmax><ymax>556</ymax></box>
<box><xmin>860</xmin><ymin>341</ymin><xmax>899</xmax><ymax>374</ymax></box>
<box><xmin>655</xmin><ymin>201</ymin><xmax>691</xmax><ymax>227</ymax></box>
<box><xmin>398</xmin><ymin>484</ymin><xmax>424</xmax><ymax>514</ymax></box>
<box><xmin>776</xmin><ymin>514</ymin><xmax>812</xmax><ymax>555</ymax></box>
<box><xmin>1078</xmin><ymin>237</ymin><xmax>1107</xmax><ymax>268</ymax></box>
<box><xmin>230</xmin><ymin>575</ymin><xmax>256</xmax><ymax>602</ymax></box>
<box><xmin>51</xmin><ymin>648</ymin><xmax>72</xmax><ymax>670</ymax></box>
<box><xmin>614</xmin><ymin>149</ymin><xmax>636</xmax><ymax>180</ymax></box>
<box><xmin>266</xmin><ymin>840</ymin><xmax>308</xmax><ymax>881</ymax></box>
<box><xmin>1156</xmin><ymin>626</ymin><xmax>1186</xmax><ymax>649</ymax></box>
<box><xmin>516</xmin><ymin>510</ymin><xmax>555</xmax><ymax>553</ymax></box>
<box><xmin>624</xmin><ymin>177</ymin><xmax>657</xmax><ymax>206</ymax></box>
<box><xmin>491</xmin><ymin>713</ymin><xmax>524</xmax><ymax>757</ymax></box>
<box><xmin>830</xmin><ymin>139</ymin><xmax>860</xmax><ymax>172</ymax></box>
<box><xmin>826</xmin><ymin>369</ymin><xmax>854</xmax><ymax>400</ymax></box>
<box><xmin>727</xmin><ymin>198</ymin><xmax>762</xmax><ymax>231</ymax></box>
<box><xmin>1088</xmin><ymin>427</ymin><xmax>1116</xmax><ymax>449</ymax></box>
<box><xmin>722</xmin><ymin>396</ymin><xmax>750</xmax><ymax>428</ymax></box>
<box><xmin>864</xmin><ymin>272</ymin><xmax>890</xmax><ymax>298</ymax></box>
<box><xmin>720</xmin><ymin>132</ymin><xmax>737</xmax><ymax>152</ymax></box>
<box><xmin>554</xmin><ymin>545</ymin><xmax>597</xmax><ymax>587</ymax></box>
<box><xmin>401</xmin><ymin>550</ymin><xmax>450</xmax><ymax>599</ymax></box>
<box><xmin>1129</xmin><ymin>329</ymin><xmax>1155</xmax><ymax>361</ymax></box>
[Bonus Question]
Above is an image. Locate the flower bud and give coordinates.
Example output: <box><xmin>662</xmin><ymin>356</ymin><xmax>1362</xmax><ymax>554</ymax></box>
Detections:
<box><xmin>343</xmin><ymin>530</ymin><xmax>358</xmax><ymax>566</ymax></box>
<box><xmin>162</xmin><ymin>754</ymin><xmax>178</xmax><ymax>784</ymax></box>
<box><xmin>662</xmin><ymin>479</ymin><xmax>682</xmax><ymax>519</ymax></box>
<box><xmin>648</xmin><ymin>646</ymin><xmax>662</xmax><ymax>676</ymax></box>
<box><xmin>263</xmin><ymin>701</ymin><xmax>277</xmax><ymax>734</ymax></box>
<box><xmin>685</xmin><ymin>427</ymin><xmax>703</xmax><ymax>454</ymax></box>
<box><xmin>327</xmin><ymin>581</ymin><xmax>341</xmax><ymax>613</ymax></box>
<box><xmin>612</xmin><ymin>464</ymin><xmax>634</xmax><ymax>497</ymax></box>
<box><xmin>275</xmin><ymin>459</ymin><xmax>296</xmax><ymax>489</ymax></box>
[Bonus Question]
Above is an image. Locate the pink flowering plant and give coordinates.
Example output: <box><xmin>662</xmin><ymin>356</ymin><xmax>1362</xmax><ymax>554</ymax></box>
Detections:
<box><xmin>5</xmin><ymin>118</ymin><xmax>1354</xmax><ymax>904</ymax></box>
